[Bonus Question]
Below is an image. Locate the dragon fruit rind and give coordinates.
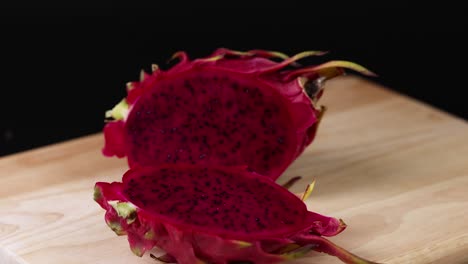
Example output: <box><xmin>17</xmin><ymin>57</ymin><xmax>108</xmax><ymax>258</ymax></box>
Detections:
<box><xmin>94</xmin><ymin>164</ymin><xmax>379</xmax><ymax>264</ymax></box>
<box><xmin>102</xmin><ymin>48</ymin><xmax>375</xmax><ymax>180</ymax></box>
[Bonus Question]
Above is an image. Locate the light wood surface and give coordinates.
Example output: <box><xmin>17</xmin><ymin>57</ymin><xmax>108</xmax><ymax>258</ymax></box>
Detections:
<box><xmin>1</xmin><ymin>76</ymin><xmax>468</xmax><ymax>264</ymax></box>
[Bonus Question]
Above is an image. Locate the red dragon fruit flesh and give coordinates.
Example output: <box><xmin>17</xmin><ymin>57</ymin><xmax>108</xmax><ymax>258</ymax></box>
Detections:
<box><xmin>94</xmin><ymin>164</ymin><xmax>380</xmax><ymax>264</ymax></box>
<box><xmin>102</xmin><ymin>48</ymin><xmax>375</xmax><ymax>180</ymax></box>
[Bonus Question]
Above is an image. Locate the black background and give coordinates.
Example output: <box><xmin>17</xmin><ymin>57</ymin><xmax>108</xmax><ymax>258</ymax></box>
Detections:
<box><xmin>1</xmin><ymin>5</ymin><xmax>467</xmax><ymax>157</ymax></box>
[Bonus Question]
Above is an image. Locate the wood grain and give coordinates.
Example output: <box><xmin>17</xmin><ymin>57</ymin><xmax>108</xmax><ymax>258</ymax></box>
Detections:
<box><xmin>1</xmin><ymin>76</ymin><xmax>468</xmax><ymax>264</ymax></box>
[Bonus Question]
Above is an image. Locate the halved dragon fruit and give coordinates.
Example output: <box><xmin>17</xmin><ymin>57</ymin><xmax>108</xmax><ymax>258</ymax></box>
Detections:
<box><xmin>96</xmin><ymin>49</ymin><xmax>378</xmax><ymax>263</ymax></box>
<box><xmin>102</xmin><ymin>48</ymin><xmax>374</xmax><ymax>180</ymax></box>
<box><xmin>94</xmin><ymin>164</ymin><xmax>379</xmax><ymax>264</ymax></box>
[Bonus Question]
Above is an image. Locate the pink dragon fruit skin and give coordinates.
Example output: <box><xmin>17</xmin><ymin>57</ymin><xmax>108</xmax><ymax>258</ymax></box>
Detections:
<box><xmin>94</xmin><ymin>164</ymin><xmax>379</xmax><ymax>264</ymax></box>
<box><xmin>102</xmin><ymin>48</ymin><xmax>374</xmax><ymax>180</ymax></box>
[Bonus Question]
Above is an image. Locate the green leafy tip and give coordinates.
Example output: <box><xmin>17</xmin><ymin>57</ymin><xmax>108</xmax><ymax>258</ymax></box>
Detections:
<box><xmin>105</xmin><ymin>99</ymin><xmax>129</xmax><ymax>121</ymax></box>
<box><xmin>231</xmin><ymin>240</ymin><xmax>253</xmax><ymax>248</ymax></box>
<box><xmin>93</xmin><ymin>186</ymin><xmax>102</xmax><ymax>202</ymax></box>
<box><xmin>151</xmin><ymin>64</ymin><xmax>159</xmax><ymax>72</ymax></box>
<box><xmin>198</xmin><ymin>54</ymin><xmax>224</xmax><ymax>63</ymax></box>
<box><xmin>301</xmin><ymin>180</ymin><xmax>316</xmax><ymax>201</ymax></box>
<box><xmin>144</xmin><ymin>229</ymin><xmax>155</xmax><ymax>240</ymax></box>
<box><xmin>105</xmin><ymin>220</ymin><xmax>126</xmax><ymax>236</ymax></box>
<box><xmin>291</xmin><ymin>60</ymin><xmax>377</xmax><ymax>79</ymax></box>
<box><xmin>108</xmin><ymin>201</ymin><xmax>137</xmax><ymax>224</ymax></box>
<box><xmin>150</xmin><ymin>253</ymin><xmax>177</xmax><ymax>263</ymax></box>
<box><xmin>130</xmin><ymin>244</ymin><xmax>144</xmax><ymax>257</ymax></box>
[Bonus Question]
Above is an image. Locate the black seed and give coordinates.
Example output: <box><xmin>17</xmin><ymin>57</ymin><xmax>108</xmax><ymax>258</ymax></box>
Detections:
<box><xmin>257</xmin><ymin>221</ymin><xmax>266</xmax><ymax>229</ymax></box>
<box><xmin>198</xmin><ymin>77</ymin><xmax>207</xmax><ymax>84</ymax></box>
<box><xmin>174</xmin><ymin>186</ymin><xmax>185</xmax><ymax>192</ymax></box>
<box><xmin>277</xmin><ymin>136</ymin><xmax>284</xmax><ymax>144</ymax></box>
<box><xmin>244</xmin><ymin>88</ymin><xmax>249</xmax><ymax>93</ymax></box>
<box><xmin>199</xmin><ymin>154</ymin><xmax>206</xmax><ymax>159</ymax></box>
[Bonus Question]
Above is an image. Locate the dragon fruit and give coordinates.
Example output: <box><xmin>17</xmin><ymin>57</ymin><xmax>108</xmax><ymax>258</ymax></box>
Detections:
<box><xmin>95</xmin><ymin>49</ymin><xmax>378</xmax><ymax>263</ymax></box>
<box><xmin>102</xmin><ymin>48</ymin><xmax>374</xmax><ymax>180</ymax></box>
<box><xmin>94</xmin><ymin>164</ymin><xmax>379</xmax><ymax>264</ymax></box>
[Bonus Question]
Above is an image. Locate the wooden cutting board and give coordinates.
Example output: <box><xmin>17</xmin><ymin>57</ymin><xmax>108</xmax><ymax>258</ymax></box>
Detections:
<box><xmin>1</xmin><ymin>76</ymin><xmax>468</xmax><ymax>264</ymax></box>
